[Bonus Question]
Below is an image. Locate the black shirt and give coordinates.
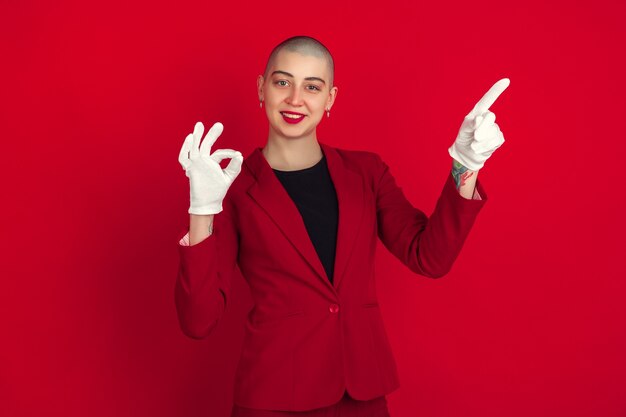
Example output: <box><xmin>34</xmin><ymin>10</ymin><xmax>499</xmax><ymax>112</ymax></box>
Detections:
<box><xmin>272</xmin><ymin>152</ymin><xmax>339</xmax><ymax>284</ymax></box>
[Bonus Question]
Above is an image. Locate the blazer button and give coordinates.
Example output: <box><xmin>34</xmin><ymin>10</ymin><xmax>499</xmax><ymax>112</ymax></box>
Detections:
<box><xmin>329</xmin><ymin>304</ymin><xmax>339</xmax><ymax>313</ymax></box>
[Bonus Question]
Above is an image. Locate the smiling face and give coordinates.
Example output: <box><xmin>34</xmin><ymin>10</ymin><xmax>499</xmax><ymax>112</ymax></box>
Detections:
<box><xmin>257</xmin><ymin>49</ymin><xmax>338</xmax><ymax>142</ymax></box>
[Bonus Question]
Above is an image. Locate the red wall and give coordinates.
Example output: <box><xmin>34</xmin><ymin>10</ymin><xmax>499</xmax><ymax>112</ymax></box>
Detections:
<box><xmin>2</xmin><ymin>1</ymin><xmax>625</xmax><ymax>416</ymax></box>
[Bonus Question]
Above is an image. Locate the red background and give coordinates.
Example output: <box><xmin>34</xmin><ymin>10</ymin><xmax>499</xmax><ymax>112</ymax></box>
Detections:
<box><xmin>1</xmin><ymin>1</ymin><xmax>625</xmax><ymax>416</ymax></box>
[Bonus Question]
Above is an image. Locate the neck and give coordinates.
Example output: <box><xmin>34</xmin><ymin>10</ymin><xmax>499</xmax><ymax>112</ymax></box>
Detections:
<box><xmin>261</xmin><ymin>127</ymin><xmax>323</xmax><ymax>171</ymax></box>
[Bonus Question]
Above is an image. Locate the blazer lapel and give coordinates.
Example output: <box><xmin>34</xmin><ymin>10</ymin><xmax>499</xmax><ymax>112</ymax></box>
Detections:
<box><xmin>244</xmin><ymin>142</ymin><xmax>364</xmax><ymax>292</ymax></box>
<box><xmin>322</xmin><ymin>142</ymin><xmax>365</xmax><ymax>290</ymax></box>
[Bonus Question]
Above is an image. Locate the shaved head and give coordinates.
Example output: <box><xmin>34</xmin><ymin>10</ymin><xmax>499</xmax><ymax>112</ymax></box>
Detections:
<box><xmin>263</xmin><ymin>36</ymin><xmax>335</xmax><ymax>87</ymax></box>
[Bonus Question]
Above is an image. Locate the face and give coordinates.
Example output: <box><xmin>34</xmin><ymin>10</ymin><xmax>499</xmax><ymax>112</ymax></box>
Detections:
<box><xmin>257</xmin><ymin>50</ymin><xmax>338</xmax><ymax>141</ymax></box>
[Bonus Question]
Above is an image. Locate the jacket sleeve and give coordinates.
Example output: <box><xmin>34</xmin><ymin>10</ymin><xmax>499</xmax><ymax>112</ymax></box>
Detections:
<box><xmin>374</xmin><ymin>153</ymin><xmax>488</xmax><ymax>278</ymax></box>
<box><xmin>174</xmin><ymin>197</ymin><xmax>239</xmax><ymax>339</ymax></box>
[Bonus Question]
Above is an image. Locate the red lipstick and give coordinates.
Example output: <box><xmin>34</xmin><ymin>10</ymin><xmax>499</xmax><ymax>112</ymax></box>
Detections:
<box><xmin>281</xmin><ymin>111</ymin><xmax>305</xmax><ymax>124</ymax></box>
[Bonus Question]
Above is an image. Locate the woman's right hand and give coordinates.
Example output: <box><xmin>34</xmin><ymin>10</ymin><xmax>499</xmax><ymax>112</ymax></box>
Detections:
<box><xmin>178</xmin><ymin>121</ymin><xmax>243</xmax><ymax>215</ymax></box>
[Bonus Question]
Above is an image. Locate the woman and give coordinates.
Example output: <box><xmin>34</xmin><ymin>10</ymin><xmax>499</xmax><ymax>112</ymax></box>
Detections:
<box><xmin>176</xmin><ymin>35</ymin><xmax>508</xmax><ymax>417</ymax></box>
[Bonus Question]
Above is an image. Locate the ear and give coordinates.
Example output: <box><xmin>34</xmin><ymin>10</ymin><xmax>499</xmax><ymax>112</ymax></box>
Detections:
<box><xmin>257</xmin><ymin>75</ymin><xmax>265</xmax><ymax>101</ymax></box>
<box><xmin>326</xmin><ymin>85</ymin><xmax>338</xmax><ymax>111</ymax></box>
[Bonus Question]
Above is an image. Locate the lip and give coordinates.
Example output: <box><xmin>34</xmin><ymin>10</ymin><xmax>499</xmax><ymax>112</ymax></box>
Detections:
<box><xmin>280</xmin><ymin>111</ymin><xmax>306</xmax><ymax>124</ymax></box>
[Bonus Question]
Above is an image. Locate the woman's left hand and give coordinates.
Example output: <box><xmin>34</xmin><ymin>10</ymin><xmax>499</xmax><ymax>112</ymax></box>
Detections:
<box><xmin>448</xmin><ymin>78</ymin><xmax>510</xmax><ymax>171</ymax></box>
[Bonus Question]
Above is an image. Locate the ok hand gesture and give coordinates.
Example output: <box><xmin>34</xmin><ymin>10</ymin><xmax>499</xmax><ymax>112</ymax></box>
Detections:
<box><xmin>448</xmin><ymin>78</ymin><xmax>510</xmax><ymax>171</ymax></box>
<box><xmin>178</xmin><ymin>121</ymin><xmax>243</xmax><ymax>215</ymax></box>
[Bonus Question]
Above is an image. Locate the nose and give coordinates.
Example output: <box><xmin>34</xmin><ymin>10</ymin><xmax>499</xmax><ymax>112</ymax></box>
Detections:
<box><xmin>286</xmin><ymin>87</ymin><xmax>303</xmax><ymax>106</ymax></box>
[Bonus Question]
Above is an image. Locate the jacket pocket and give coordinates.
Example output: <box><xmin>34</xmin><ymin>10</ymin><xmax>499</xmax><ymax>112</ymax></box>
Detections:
<box><xmin>362</xmin><ymin>302</ymin><xmax>379</xmax><ymax>308</ymax></box>
<box><xmin>253</xmin><ymin>310</ymin><xmax>305</xmax><ymax>326</ymax></box>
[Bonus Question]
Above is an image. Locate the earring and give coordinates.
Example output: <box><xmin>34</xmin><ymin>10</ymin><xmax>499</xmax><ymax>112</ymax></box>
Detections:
<box><xmin>260</xmin><ymin>100</ymin><xmax>263</xmax><ymax>108</ymax></box>
<box><xmin>326</xmin><ymin>109</ymin><xmax>330</xmax><ymax>118</ymax></box>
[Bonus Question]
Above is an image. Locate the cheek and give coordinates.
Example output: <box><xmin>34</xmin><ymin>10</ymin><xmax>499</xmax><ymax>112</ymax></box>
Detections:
<box><xmin>264</xmin><ymin>100</ymin><xmax>280</xmax><ymax>113</ymax></box>
<box><xmin>316</xmin><ymin>96</ymin><xmax>329</xmax><ymax>107</ymax></box>
<box><xmin>268</xmin><ymin>95</ymin><xmax>285</xmax><ymax>108</ymax></box>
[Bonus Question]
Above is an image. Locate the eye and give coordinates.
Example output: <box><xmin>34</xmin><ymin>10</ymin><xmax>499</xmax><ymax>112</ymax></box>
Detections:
<box><xmin>307</xmin><ymin>85</ymin><xmax>321</xmax><ymax>91</ymax></box>
<box><xmin>276</xmin><ymin>80</ymin><xmax>288</xmax><ymax>86</ymax></box>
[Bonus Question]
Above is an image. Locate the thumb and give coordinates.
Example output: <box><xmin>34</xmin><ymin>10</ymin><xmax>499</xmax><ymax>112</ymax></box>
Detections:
<box><xmin>211</xmin><ymin>149</ymin><xmax>243</xmax><ymax>179</ymax></box>
<box><xmin>223</xmin><ymin>152</ymin><xmax>243</xmax><ymax>180</ymax></box>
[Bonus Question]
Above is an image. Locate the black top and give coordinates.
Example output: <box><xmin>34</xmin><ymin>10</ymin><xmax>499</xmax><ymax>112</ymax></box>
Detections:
<box><xmin>272</xmin><ymin>152</ymin><xmax>339</xmax><ymax>284</ymax></box>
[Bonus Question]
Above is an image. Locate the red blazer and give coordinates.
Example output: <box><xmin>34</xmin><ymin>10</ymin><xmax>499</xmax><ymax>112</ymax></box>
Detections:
<box><xmin>175</xmin><ymin>142</ymin><xmax>488</xmax><ymax>412</ymax></box>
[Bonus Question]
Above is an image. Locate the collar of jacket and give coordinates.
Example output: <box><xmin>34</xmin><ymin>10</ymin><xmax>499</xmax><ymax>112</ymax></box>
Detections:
<box><xmin>242</xmin><ymin>142</ymin><xmax>365</xmax><ymax>293</ymax></box>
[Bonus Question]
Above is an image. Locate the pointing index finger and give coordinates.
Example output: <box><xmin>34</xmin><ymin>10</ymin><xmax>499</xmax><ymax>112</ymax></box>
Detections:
<box><xmin>470</xmin><ymin>78</ymin><xmax>510</xmax><ymax>117</ymax></box>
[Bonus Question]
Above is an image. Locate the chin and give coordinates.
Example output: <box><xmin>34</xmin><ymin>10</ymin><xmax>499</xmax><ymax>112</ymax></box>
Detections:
<box><xmin>272</xmin><ymin>122</ymin><xmax>303</xmax><ymax>133</ymax></box>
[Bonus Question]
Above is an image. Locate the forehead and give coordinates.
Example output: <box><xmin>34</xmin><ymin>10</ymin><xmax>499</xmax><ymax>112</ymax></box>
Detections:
<box><xmin>270</xmin><ymin>50</ymin><xmax>330</xmax><ymax>78</ymax></box>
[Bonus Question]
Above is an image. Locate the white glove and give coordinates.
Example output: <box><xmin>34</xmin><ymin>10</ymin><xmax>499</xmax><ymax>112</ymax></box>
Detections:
<box><xmin>178</xmin><ymin>121</ymin><xmax>243</xmax><ymax>215</ymax></box>
<box><xmin>448</xmin><ymin>78</ymin><xmax>510</xmax><ymax>171</ymax></box>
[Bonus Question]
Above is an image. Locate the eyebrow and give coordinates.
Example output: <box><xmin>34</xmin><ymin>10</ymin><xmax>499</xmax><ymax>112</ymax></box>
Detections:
<box><xmin>271</xmin><ymin>70</ymin><xmax>326</xmax><ymax>85</ymax></box>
